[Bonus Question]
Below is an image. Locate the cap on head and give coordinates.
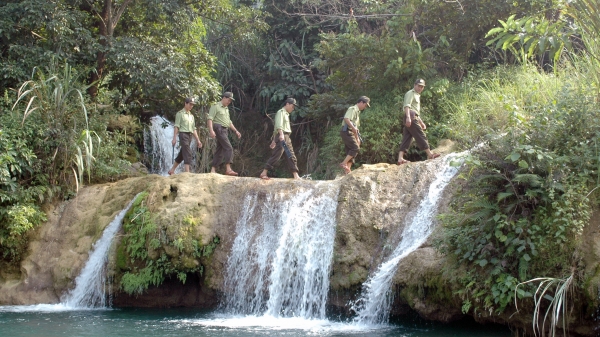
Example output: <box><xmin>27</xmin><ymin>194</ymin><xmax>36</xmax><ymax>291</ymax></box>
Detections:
<box><xmin>285</xmin><ymin>97</ymin><xmax>298</xmax><ymax>107</ymax></box>
<box><xmin>414</xmin><ymin>78</ymin><xmax>426</xmax><ymax>86</ymax></box>
<box><xmin>185</xmin><ymin>97</ymin><xmax>196</xmax><ymax>105</ymax></box>
<box><xmin>358</xmin><ymin>95</ymin><xmax>370</xmax><ymax>107</ymax></box>
<box><xmin>222</xmin><ymin>92</ymin><xmax>235</xmax><ymax>101</ymax></box>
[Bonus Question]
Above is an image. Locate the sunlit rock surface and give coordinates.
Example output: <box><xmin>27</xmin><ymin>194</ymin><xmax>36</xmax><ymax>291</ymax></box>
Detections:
<box><xmin>1</xmin><ymin>140</ymin><xmax>598</xmax><ymax>335</ymax></box>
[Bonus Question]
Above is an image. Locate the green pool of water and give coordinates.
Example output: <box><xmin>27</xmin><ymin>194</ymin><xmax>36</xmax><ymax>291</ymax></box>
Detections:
<box><xmin>0</xmin><ymin>307</ymin><xmax>510</xmax><ymax>337</ymax></box>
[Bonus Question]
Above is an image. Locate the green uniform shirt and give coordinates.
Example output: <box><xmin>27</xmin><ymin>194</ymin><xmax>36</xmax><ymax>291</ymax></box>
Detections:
<box><xmin>273</xmin><ymin>107</ymin><xmax>291</xmax><ymax>136</ymax></box>
<box><xmin>341</xmin><ymin>104</ymin><xmax>361</xmax><ymax>128</ymax></box>
<box><xmin>174</xmin><ymin>108</ymin><xmax>196</xmax><ymax>133</ymax></box>
<box><xmin>403</xmin><ymin>89</ymin><xmax>421</xmax><ymax>114</ymax></box>
<box><xmin>208</xmin><ymin>103</ymin><xmax>232</xmax><ymax>127</ymax></box>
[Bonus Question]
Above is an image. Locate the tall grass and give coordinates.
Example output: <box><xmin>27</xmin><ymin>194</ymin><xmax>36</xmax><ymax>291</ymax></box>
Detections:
<box><xmin>437</xmin><ymin>62</ymin><xmax>588</xmax><ymax>147</ymax></box>
<box><xmin>2</xmin><ymin>61</ymin><xmax>140</xmax><ymax>262</ymax></box>
<box><xmin>449</xmin><ymin>0</ymin><xmax>600</xmax><ymax>198</ymax></box>
<box><xmin>435</xmin><ymin>43</ymin><xmax>599</xmax><ymax>322</ymax></box>
<box><xmin>11</xmin><ymin>61</ymin><xmax>98</xmax><ymax>190</ymax></box>
<box><xmin>568</xmin><ymin>0</ymin><xmax>600</xmax><ymax>99</ymax></box>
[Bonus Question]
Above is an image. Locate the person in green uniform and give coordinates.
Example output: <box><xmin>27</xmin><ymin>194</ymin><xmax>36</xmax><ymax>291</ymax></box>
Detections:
<box><xmin>207</xmin><ymin>92</ymin><xmax>242</xmax><ymax>176</ymax></box>
<box><xmin>168</xmin><ymin>97</ymin><xmax>203</xmax><ymax>175</ymax></box>
<box><xmin>339</xmin><ymin>96</ymin><xmax>370</xmax><ymax>174</ymax></box>
<box><xmin>397</xmin><ymin>79</ymin><xmax>440</xmax><ymax>165</ymax></box>
<box><xmin>259</xmin><ymin>98</ymin><xmax>300</xmax><ymax>180</ymax></box>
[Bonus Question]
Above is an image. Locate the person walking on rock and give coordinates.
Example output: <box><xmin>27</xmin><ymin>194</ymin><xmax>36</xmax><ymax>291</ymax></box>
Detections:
<box><xmin>207</xmin><ymin>92</ymin><xmax>241</xmax><ymax>176</ymax></box>
<box><xmin>397</xmin><ymin>79</ymin><xmax>440</xmax><ymax>165</ymax></box>
<box><xmin>260</xmin><ymin>98</ymin><xmax>300</xmax><ymax>180</ymax></box>
<box><xmin>168</xmin><ymin>97</ymin><xmax>203</xmax><ymax>175</ymax></box>
<box><xmin>339</xmin><ymin>96</ymin><xmax>370</xmax><ymax>174</ymax></box>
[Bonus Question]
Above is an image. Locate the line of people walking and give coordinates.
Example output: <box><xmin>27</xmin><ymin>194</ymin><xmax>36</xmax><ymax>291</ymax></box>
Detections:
<box><xmin>168</xmin><ymin>78</ymin><xmax>439</xmax><ymax>178</ymax></box>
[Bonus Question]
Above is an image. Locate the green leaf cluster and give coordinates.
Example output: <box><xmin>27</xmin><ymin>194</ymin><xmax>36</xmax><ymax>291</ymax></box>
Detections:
<box><xmin>118</xmin><ymin>192</ymin><xmax>220</xmax><ymax>295</ymax></box>
<box><xmin>0</xmin><ymin>0</ymin><xmax>97</xmax><ymax>91</ymax></box>
<box><xmin>485</xmin><ymin>14</ymin><xmax>572</xmax><ymax>65</ymax></box>
<box><xmin>316</xmin><ymin>24</ymin><xmax>436</xmax><ymax>98</ymax></box>
<box><xmin>0</xmin><ymin>102</ymin><xmax>49</xmax><ymax>262</ymax></box>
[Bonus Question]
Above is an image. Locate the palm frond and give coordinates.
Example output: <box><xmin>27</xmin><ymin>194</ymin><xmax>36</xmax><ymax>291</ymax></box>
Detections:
<box><xmin>515</xmin><ymin>271</ymin><xmax>574</xmax><ymax>337</ymax></box>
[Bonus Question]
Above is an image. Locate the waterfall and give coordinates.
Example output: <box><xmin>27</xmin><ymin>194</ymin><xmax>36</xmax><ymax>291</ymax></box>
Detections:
<box><xmin>61</xmin><ymin>193</ymin><xmax>141</xmax><ymax>309</ymax></box>
<box><xmin>222</xmin><ymin>183</ymin><xmax>340</xmax><ymax>319</ymax></box>
<box><xmin>351</xmin><ymin>153</ymin><xmax>464</xmax><ymax>325</ymax></box>
<box><xmin>144</xmin><ymin>116</ymin><xmax>197</xmax><ymax>175</ymax></box>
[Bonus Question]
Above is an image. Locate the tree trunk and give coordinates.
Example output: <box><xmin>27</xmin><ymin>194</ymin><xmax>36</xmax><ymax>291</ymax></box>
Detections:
<box><xmin>88</xmin><ymin>0</ymin><xmax>131</xmax><ymax>98</ymax></box>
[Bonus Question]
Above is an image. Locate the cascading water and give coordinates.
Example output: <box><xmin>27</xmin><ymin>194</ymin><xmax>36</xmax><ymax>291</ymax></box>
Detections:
<box><xmin>351</xmin><ymin>153</ymin><xmax>465</xmax><ymax>325</ymax></box>
<box><xmin>0</xmin><ymin>194</ymin><xmax>141</xmax><ymax>312</ymax></box>
<box><xmin>0</xmin><ymin>148</ymin><xmax>516</xmax><ymax>335</ymax></box>
<box><xmin>222</xmin><ymin>183</ymin><xmax>340</xmax><ymax>319</ymax></box>
<box><xmin>61</xmin><ymin>193</ymin><xmax>141</xmax><ymax>309</ymax></box>
<box><xmin>144</xmin><ymin>116</ymin><xmax>197</xmax><ymax>175</ymax></box>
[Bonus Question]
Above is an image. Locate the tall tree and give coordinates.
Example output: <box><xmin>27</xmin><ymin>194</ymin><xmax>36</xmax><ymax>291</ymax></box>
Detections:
<box><xmin>86</xmin><ymin>0</ymin><xmax>134</xmax><ymax>97</ymax></box>
<box><xmin>0</xmin><ymin>0</ymin><xmax>96</xmax><ymax>91</ymax></box>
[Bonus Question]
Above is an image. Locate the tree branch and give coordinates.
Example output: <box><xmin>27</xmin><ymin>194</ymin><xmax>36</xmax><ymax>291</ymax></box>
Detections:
<box><xmin>112</xmin><ymin>0</ymin><xmax>134</xmax><ymax>31</ymax></box>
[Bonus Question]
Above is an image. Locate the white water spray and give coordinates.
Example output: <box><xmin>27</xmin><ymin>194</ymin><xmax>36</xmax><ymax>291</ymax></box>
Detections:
<box><xmin>351</xmin><ymin>153</ymin><xmax>465</xmax><ymax>325</ymax></box>
<box><xmin>222</xmin><ymin>183</ymin><xmax>339</xmax><ymax>319</ymax></box>
<box><xmin>61</xmin><ymin>193</ymin><xmax>141</xmax><ymax>308</ymax></box>
<box><xmin>144</xmin><ymin>116</ymin><xmax>197</xmax><ymax>175</ymax></box>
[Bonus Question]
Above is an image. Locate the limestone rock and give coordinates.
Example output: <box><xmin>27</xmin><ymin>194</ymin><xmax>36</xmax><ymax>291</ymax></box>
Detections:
<box><xmin>1</xmin><ymin>145</ymin><xmax>599</xmax><ymax>335</ymax></box>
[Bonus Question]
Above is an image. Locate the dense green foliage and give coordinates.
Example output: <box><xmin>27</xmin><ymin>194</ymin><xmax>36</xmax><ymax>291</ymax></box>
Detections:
<box><xmin>118</xmin><ymin>192</ymin><xmax>220</xmax><ymax>295</ymax></box>
<box><xmin>430</xmin><ymin>0</ymin><xmax>600</xmax><ymax>319</ymax></box>
<box><xmin>0</xmin><ymin>0</ymin><xmax>255</xmax><ymax>262</ymax></box>
<box><xmin>0</xmin><ymin>0</ymin><xmax>244</xmax><ymax>112</ymax></box>
<box><xmin>2</xmin><ymin>0</ymin><xmax>600</xmax><ymax>326</ymax></box>
<box><xmin>0</xmin><ymin>62</ymin><xmax>135</xmax><ymax>263</ymax></box>
<box><xmin>435</xmin><ymin>62</ymin><xmax>599</xmax><ymax>314</ymax></box>
<box><xmin>0</xmin><ymin>115</ymin><xmax>47</xmax><ymax>260</ymax></box>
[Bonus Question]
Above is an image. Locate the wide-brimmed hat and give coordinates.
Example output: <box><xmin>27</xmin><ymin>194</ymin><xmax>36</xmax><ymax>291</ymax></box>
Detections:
<box><xmin>223</xmin><ymin>92</ymin><xmax>235</xmax><ymax>101</ymax></box>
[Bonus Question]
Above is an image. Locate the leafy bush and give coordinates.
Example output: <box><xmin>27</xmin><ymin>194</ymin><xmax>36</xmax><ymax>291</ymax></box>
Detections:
<box><xmin>0</xmin><ymin>62</ymin><xmax>142</xmax><ymax>263</ymax></box>
<box><xmin>118</xmin><ymin>192</ymin><xmax>220</xmax><ymax>295</ymax></box>
<box><xmin>435</xmin><ymin>61</ymin><xmax>599</xmax><ymax>315</ymax></box>
<box><xmin>0</xmin><ymin>112</ymin><xmax>49</xmax><ymax>261</ymax></box>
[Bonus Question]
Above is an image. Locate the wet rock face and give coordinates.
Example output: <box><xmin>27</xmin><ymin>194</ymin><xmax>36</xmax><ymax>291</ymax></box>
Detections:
<box><xmin>112</xmin><ymin>273</ymin><xmax>218</xmax><ymax>308</ymax></box>
<box><xmin>331</xmin><ymin>162</ymin><xmax>446</xmax><ymax>293</ymax></box>
<box><xmin>0</xmin><ymin>178</ymin><xmax>155</xmax><ymax>305</ymax></box>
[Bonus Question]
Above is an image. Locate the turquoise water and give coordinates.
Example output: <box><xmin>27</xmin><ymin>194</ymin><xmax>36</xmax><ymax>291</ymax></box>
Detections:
<box><xmin>0</xmin><ymin>307</ymin><xmax>510</xmax><ymax>337</ymax></box>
